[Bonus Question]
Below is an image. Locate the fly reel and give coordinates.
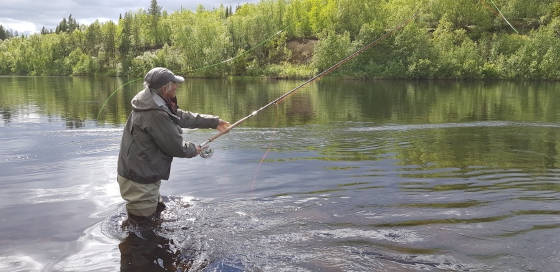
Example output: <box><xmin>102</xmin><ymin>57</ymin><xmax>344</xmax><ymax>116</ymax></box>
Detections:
<box><xmin>199</xmin><ymin>145</ymin><xmax>214</xmax><ymax>159</ymax></box>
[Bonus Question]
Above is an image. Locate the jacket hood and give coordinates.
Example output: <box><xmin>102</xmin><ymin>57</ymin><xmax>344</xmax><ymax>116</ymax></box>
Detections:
<box><xmin>131</xmin><ymin>88</ymin><xmax>170</xmax><ymax>112</ymax></box>
<box><xmin>131</xmin><ymin>88</ymin><xmax>180</xmax><ymax>119</ymax></box>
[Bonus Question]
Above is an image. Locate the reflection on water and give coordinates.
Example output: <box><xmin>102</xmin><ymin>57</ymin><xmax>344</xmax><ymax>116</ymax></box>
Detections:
<box><xmin>2</xmin><ymin>77</ymin><xmax>560</xmax><ymax>127</ymax></box>
<box><xmin>120</xmin><ymin>229</ymin><xmax>190</xmax><ymax>272</ymax></box>
<box><xmin>1</xmin><ymin>77</ymin><xmax>560</xmax><ymax>271</ymax></box>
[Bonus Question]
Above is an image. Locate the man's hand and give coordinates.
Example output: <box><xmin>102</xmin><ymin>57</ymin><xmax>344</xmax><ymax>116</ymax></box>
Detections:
<box><xmin>216</xmin><ymin>119</ymin><xmax>231</xmax><ymax>133</ymax></box>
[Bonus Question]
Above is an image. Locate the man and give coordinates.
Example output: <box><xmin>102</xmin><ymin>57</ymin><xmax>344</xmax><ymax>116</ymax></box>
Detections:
<box><xmin>117</xmin><ymin>67</ymin><xmax>230</xmax><ymax>224</ymax></box>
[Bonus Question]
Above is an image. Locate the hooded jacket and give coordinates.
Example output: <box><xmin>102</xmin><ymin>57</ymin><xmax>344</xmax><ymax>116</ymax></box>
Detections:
<box><xmin>117</xmin><ymin>88</ymin><xmax>219</xmax><ymax>184</ymax></box>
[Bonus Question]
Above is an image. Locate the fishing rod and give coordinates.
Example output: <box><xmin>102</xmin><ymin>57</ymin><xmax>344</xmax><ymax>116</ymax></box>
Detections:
<box><xmin>198</xmin><ymin>11</ymin><xmax>419</xmax><ymax>159</ymax></box>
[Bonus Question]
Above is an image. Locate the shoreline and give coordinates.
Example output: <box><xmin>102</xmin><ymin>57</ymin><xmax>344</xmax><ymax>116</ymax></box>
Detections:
<box><xmin>1</xmin><ymin>74</ymin><xmax>558</xmax><ymax>82</ymax></box>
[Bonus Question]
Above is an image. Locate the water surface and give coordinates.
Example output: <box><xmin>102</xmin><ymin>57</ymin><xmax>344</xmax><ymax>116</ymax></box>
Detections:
<box><xmin>1</xmin><ymin>76</ymin><xmax>560</xmax><ymax>271</ymax></box>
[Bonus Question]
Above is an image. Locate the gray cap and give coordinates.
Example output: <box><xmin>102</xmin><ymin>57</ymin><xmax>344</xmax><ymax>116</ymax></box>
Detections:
<box><xmin>144</xmin><ymin>67</ymin><xmax>185</xmax><ymax>89</ymax></box>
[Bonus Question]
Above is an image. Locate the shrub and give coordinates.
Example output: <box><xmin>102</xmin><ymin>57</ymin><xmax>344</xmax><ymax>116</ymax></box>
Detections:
<box><xmin>312</xmin><ymin>30</ymin><xmax>352</xmax><ymax>73</ymax></box>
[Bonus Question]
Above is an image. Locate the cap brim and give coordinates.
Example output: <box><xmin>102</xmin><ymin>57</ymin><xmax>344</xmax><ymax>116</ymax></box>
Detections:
<box><xmin>171</xmin><ymin>75</ymin><xmax>184</xmax><ymax>83</ymax></box>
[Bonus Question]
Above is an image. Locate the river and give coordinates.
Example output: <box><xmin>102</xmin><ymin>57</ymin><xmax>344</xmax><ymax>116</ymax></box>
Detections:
<box><xmin>0</xmin><ymin>76</ymin><xmax>559</xmax><ymax>271</ymax></box>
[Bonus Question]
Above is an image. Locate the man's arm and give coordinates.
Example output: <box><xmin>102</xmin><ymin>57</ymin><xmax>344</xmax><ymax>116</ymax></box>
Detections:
<box><xmin>176</xmin><ymin>109</ymin><xmax>220</xmax><ymax>129</ymax></box>
<box><xmin>147</xmin><ymin>111</ymin><xmax>199</xmax><ymax>158</ymax></box>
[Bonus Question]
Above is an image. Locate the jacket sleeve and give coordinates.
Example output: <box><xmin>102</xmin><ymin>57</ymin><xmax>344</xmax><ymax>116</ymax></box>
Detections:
<box><xmin>176</xmin><ymin>109</ymin><xmax>220</xmax><ymax>129</ymax></box>
<box><xmin>147</xmin><ymin>111</ymin><xmax>198</xmax><ymax>158</ymax></box>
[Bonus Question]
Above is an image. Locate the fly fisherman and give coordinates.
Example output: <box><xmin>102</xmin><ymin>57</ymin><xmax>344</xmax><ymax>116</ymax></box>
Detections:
<box><xmin>117</xmin><ymin>67</ymin><xmax>230</xmax><ymax>225</ymax></box>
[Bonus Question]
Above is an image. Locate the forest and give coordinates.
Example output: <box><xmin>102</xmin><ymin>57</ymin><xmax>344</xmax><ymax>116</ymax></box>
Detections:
<box><xmin>0</xmin><ymin>0</ymin><xmax>559</xmax><ymax>80</ymax></box>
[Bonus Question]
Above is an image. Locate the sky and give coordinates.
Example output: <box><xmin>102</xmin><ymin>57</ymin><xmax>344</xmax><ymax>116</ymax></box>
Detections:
<box><xmin>0</xmin><ymin>0</ymin><xmax>259</xmax><ymax>34</ymax></box>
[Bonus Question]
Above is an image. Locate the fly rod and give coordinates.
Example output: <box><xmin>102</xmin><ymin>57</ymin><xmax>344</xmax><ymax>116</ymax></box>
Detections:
<box><xmin>198</xmin><ymin>11</ymin><xmax>418</xmax><ymax>158</ymax></box>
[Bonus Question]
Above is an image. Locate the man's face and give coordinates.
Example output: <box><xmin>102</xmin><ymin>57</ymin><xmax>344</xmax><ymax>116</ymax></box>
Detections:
<box><xmin>163</xmin><ymin>82</ymin><xmax>177</xmax><ymax>98</ymax></box>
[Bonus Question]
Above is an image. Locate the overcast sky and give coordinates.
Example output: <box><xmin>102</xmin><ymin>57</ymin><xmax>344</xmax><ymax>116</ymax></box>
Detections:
<box><xmin>0</xmin><ymin>0</ymin><xmax>258</xmax><ymax>34</ymax></box>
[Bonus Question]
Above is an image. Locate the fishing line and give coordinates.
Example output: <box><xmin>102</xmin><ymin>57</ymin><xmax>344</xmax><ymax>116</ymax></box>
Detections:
<box><xmin>251</xmin><ymin>144</ymin><xmax>272</xmax><ymax>191</ymax></box>
<box><xmin>480</xmin><ymin>0</ymin><xmax>500</xmax><ymax>18</ymax></box>
<box><xmin>96</xmin><ymin>78</ymin><xmax>142</xmax><ymax>120</ymax></box>
<box><xmin>250</xmin><ymin>103</ymin><xmax>282</xmax><ymax>191</ymax></box>
<box><xmin>186</xmin><ymin>26</ymin><xmax>288</xmax><ymax>74</ymax></box>
<box><xmin>481</xmin><ymin>0</ymin><xmax>519</xmax><ymax>34</ymax></box>
<box><xmin>199</xmin><ymin>10</ymin><xmax>419</xmax><ymax>157</ymax></box>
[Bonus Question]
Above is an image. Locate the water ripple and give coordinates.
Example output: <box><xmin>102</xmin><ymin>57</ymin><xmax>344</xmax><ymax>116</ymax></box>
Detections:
<box><xmin>347</xmin><ymin>121</ymin><xmax>560</xmax><ymax>132</ymax></box>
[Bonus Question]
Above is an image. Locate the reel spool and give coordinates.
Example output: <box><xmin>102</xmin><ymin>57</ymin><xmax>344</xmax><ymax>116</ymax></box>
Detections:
<box><xmin>199</xmin><ymin>145</ymin><xmax>214</xmax><ymax>159</ymax></box>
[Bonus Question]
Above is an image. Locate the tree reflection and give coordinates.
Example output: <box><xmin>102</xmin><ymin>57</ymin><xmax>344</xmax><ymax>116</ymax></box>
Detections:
<box><xmin>1</xmin><ymin>76</ymin><xmax>559</xmax><ymax>171</ymax></box>
<box><xmin>1</xmin><ymin>109</ymin><xmax>11</xmax><ymax>124</ymax></box>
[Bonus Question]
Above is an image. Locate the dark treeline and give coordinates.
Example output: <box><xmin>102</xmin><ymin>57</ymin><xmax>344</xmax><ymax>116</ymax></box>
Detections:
<box><xmin>0</xmin><ymin>0</ymin><xmax>559</xmax><ymax>79</ymax></box>
<box><xmin>0</xmin><ymin>25</ymin><xmax>19</xmax><ymax>40</ymax></box>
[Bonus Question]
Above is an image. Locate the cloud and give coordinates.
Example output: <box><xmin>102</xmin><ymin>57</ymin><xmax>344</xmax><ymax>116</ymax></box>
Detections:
<box><xmin>77</xmin><ymin>18</ymin><xmax>115</xmax><ymax>26</ymax></box>
<box><xmin>0</xmin><ymin>18</ymin><xmax>38</xmax><ymax>34</ymax></box>
<box><xmin>0</xmin><ymin>0</ymin><xmax>259</xmax><ymax>34</ymax></box>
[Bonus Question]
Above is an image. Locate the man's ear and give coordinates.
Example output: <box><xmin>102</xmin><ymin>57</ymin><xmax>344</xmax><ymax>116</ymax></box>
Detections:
<box><xmin>161</xmin><ymin>83</ymin><xmax>170</xmax><ymax>95</ymax></box>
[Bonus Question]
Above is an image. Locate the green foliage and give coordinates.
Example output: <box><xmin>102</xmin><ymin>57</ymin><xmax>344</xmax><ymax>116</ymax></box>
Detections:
<box><xmin>118</xmin><ymin>14</ymin><xmax>134</xmax><ymax>76</ymax></box>
<box><xmin>502</xmin><ymin>18</ymin><xmax>560</xmax><ymax>79</ymax></box>
<box><xmin>55</xmin><ymin>14</ymin><xmax>79</xmax><ymax>33</ymax></box>
<box><xmin>263</xmin><ymin>62</ymin><xmax>314</xmax><ymax>78</ymax></box>
<box><xmin>149</xmin><ymin>0</ymin><xmax>162</xmax><ymax>17</ymax></box>
<box><xmin>346</xmin><ymin>22</ymin><xmax>390</xmax><ymax>77</ymax></box>
<box><xmin>170</xmin><ymin>9</ymin><xmax>231</xmax><ymax>76</ymax></box>
<box><xmin>431</xmin><ymin>0</ymin><xmax>491</xmax><ymax>31</ymax></box>
<box><xmin>130</xmin><ymin>51</ymin><xmax>158</xmax><ymax>77</ymax></box>
<box><xmin>394</xmin><ymin>24</ymin><xmax>437</xmax><ymax>78</ymax></box>
<box><xmin>283</xmin><ymin>0</ymin><xmax>312</xmax><ymax>38</ymax></box>
<box><xmin>312</xmin><ymin>30</ymin><xmax>352</xmax><ymax>73</ymax></box>
<box><xmin>553</xmin><ymin>2</ymin><xmax>560</xmax><ymax>18</ymax></box>
<box><xmin>84</xmin><ymin>22</ymin><xmax>101</xmax><ymax>56</ymax></box>
<box><xmin>101</xmin><ymin>22</ymin><xmax>117</xmax><ymax>68</ymax></box>
<box><xmin>66</xmin><ymin>48</ymin><xmax>91</xmax><ymax>75</ymax></box>
<box><xmin>0</xmin><ymin>0</ymin><xmax>559</xmax><ymax>79</ymax></box>
<box><xmin>148</xmin><ymin>0</ymin><xmax>163</xmax><ymax>46</ymax></box>
<box><xmin>432</xmin><ymin>16</ymin><xmax>483</xmax><ymax>78</ymax></box>
<box><xmin>0</xmin><ymin>25</ymin><xmax>9</xmax><ymax>40</ymax></box>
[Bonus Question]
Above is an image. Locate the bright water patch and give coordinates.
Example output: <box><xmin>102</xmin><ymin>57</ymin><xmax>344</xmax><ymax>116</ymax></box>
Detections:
<box><xmin>0</xmin><ymin>255</ymin><xmax>43</xmax><ymax>272</ymax></box>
